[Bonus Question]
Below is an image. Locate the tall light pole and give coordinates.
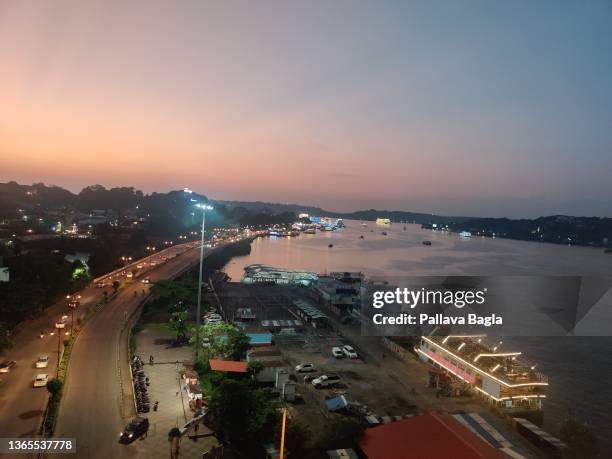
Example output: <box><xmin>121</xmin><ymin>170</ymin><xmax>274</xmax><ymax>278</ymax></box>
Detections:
<box><xmin>194</xmin><ymin>203</ymin><xmax>213</xmax><ymax>360</ymax></box>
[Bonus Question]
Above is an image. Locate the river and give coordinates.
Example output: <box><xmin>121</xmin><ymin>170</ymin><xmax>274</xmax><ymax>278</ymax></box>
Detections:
<box><xmin>223</xmin><ymin>221</ymin><xmax>612</xmax><ymax>446</ymax></box>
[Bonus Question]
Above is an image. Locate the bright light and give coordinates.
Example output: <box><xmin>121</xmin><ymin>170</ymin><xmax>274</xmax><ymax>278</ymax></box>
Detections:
<box><xmin>195</xmin><ymin>203</ymin><xmax>213</xmax><ymax>210</ymax></box>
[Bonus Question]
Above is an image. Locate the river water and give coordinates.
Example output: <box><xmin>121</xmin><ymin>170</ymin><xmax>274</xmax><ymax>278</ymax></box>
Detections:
<box><xmin>223</xmin><ymin>221</ymin><xmax>612</xmax><ymax>445</ymax></box>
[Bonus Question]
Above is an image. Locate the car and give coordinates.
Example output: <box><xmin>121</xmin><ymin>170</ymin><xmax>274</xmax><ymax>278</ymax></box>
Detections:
<box><xmin>36</xmin><ymin>355</ymin><xmax>50</xmax><ymax>368</ymax></box>
<box><xmin>342</xmin><ymin>345</ymin><xmax>358</xmax><ymax>359</ymax></box>
<box><xmin>150</xmin><ymin>261</ymin><xmax>157</xmax><ymax>266</ymax></box>
<box><xmin>206</xmin><ymin>318</ymin><xmax>222</xmax><ymax>325</ymax></box>
<box><xmin>136</xmin><ymin>264</ymin><xmax>143</xmax><ymax>269</ymax></box>
<box><xmin>33</xmin><ymin>374</ymin><xmax>49</xmax><ymax>387</ymax></box>
<box><xmin>295</xmin><ymin>363</ymin><xmax>316</xmax><ymax>373</ymax></box>
<box><xmin>312</xmin><ymin>374</ymin><xmax>341</xmax><ymax>389</ymax></box>
<box><xmin>141</xmin><ymin>278</ymin><xmax>151</xmax><ymax>284</ymax></box>
<box><xmin>68</xmin><ymin>301</ymin><xmax>80</xmax><ymax>309</ymax></box>
<box><xmin>303</xmin><ymin>374</ymin><xmax>318</xmax><ymax>383</ymax></box>
<box><xmin>126</xmin><ymin>272</ymin><xmax>133</xmax><ymax>278</ymax></box>
<box><xmin>119</xmin><ymin>417</ymin><xmax>149</xmax><ymax>443</ymax></box>
<box><xmin>332</xmin><ymin>347</ymin><xmax>345</xmax><ymax>359</ymax></box>
<box><xmin>0</xmin><ymin>360</ymin><xmax>16</xmax><ymax>373</ymax></box>
<box><xmin>96</xmin><ymin>282</ymin><xmax>106</xmax><ymax>288</ymax></box>
<box><xmin>55</xmin><ymin>317</ymin><xmax>67</xmax><ymax>328</ymax></box>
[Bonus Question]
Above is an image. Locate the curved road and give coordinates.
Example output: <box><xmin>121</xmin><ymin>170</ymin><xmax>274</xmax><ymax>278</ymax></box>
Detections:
<box><xmin>53</xmin><ymin>245</ymin><xmax>207</xmax><ymax>458</ymax></box>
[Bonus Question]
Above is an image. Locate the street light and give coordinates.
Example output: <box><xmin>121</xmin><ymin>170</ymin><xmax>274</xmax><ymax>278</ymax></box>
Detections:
<box><xmin>194</xmin><ymin>203</ymin><xmax>213</xmax><ymax>360</ymax></box>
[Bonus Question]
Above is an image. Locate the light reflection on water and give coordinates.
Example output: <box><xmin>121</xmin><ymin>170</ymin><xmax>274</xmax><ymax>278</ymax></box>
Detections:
<box><xmin>223</xmin><ymin>221</ymin><xmax>612</xmax><ymax>444</ymax></box>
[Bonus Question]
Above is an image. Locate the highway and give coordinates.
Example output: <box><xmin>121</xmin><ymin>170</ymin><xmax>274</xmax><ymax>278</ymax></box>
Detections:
<box><xmin>0</xmin><ymin>241</ymin><xmax>198</xmax><ymax>446</ymax></box>
<box><xmin>53</xmin><ymin>244</ymin><xmax>205</xmax><ymax>458</ymax></box>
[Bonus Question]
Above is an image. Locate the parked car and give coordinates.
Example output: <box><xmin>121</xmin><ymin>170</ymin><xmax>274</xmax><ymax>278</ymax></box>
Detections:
<box><xmin>312</xmin><ymin>374</ymin><xmax>341</xmax><ymax>389</ymax></box>
<box><xmin>119</xmin><ymin>417</ymin><xmax>149</xmax><ymax>443</ymax></box>
<box><xmin>295</xmin><ymin>363</ymin><xmax>316</xmax><ymax>373</ymax></box>
<box><xmin>303</xmin><ymin>374</ymin><xmax>318</xmax><ymax>383</ymax></box>
<box><xmin>33</xmin><ymin>374</ymin><xmax>48</xmax><ymax>387</ymax></box>
<box><xmin>36</xmin><ymin>355</ymin><xmax>50</xmax><ymax>368</ymax></box>
<box><xmin>332</xmin><ymin>347</ymin><xmax>345</xmax><ymax>359</ymax></box>
<box><xmin>0</xmin><ymin>360</ymin><xmax>16</xmax><ymax>373</ymax></box>
<box><xmin>126</xmin><ymin>272</ymin><xmax>133</xmax><ymax>278</ymax></box>
<box><xmin>342</xmin><ymin>345</ymin><xmax>358</xmax><ymax>359</ymax></box>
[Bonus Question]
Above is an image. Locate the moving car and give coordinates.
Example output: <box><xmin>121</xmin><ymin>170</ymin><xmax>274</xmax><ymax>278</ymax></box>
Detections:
<box><xmin>36</xmin><ymin>355</ymin><xmax>50</xmax><ymax>368</ymax></box>
<box><xmin>332</xmin><ymin>347</ymin><xmax>345</xmax><ymax>359</ymax></box>
<box><xmin>96</xmin><ymin>282</ymin><xmax>106</xmax><ymax>288</ymax></box>
<box><xmin>33</xmin><ymin>374</ymin><xmax>49</xmax><ymax>387</ymax></box>
<box><xmin>342</xmin><ymin>345</ymin><xmax>358</xmax><ymax>359</ymax></box>
<box><xmin>126</xmin><ymin>272</ymin><xmax>133</xmax><ymax>278</ymax></box>
<box><xmin>312</xmin><ymin>374</ymin><xmax>341</xmax><ymax>389</ymax></box>
<box><xmin>55</xmin><ymin>317</ymin><xmax>67</xmax><ymax>329</ymax></box>
<box><xmin>68</xmin><ymin>301</ymin><xmax>80</xmax><ymax>309</ymax></box>
<box><xmin>141</xmin><ymin>277</ymin><xmax>151</xmax><ymax>284</ymax></box>
<box><xmin>0</xmin><ymin>360</ymin><xmax>16</xmax><ymax>373</ymax></box>
<box><xmin>119</xmin><ymin>417</ymin><xmax>149</xmax><ymax>443</ymax></box>
<box><xmin>295</xmin><ymin>363</ymin><xmax>315</xmax><ymax>373</ymax></box>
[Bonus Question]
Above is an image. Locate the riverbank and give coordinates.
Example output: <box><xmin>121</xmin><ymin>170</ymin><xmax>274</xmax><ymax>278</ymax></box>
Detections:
<box><xmin>219</xmin><ymin>223</ymin><xmax>612</xmax><ymax>450</ymax></box>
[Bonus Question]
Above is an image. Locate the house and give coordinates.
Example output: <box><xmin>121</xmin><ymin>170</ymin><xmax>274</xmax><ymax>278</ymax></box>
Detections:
<box><xmin>358</xmin><ymin>412</ymin><xmax>503</xmax><ymax>459</ymax></box>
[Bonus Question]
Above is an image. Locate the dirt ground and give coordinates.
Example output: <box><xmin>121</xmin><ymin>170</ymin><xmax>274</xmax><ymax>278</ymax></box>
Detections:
<box><xmin>274</xmin><ymin>325</ymin><xmax>487</xmax><ymax>443</ymax></box>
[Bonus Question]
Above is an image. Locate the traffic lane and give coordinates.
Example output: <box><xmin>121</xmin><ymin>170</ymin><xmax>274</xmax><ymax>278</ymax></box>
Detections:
<box><xmin>0</xmin><ymin>286</ymin><xmax>104</xmax><ymax>438</ymax></box>
<box><xmin>54</xmin><ymin>284</ymin><xmax>141</xmax><ymax>459</ymax></box>
<box><xmin>54</xmin><ymin>248</ymin><xmax>203</xmax><ymax>458</ymax></box>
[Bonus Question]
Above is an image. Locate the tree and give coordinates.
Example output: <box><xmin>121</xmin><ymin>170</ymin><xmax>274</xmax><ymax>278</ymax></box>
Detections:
<box><xmin>209</xmin><ymin>379</ymin><xmax>278</xmax><ymax>447</ymax></box>
<box><xmin>275</xmin><ymin>418</ymin><xmax>311</xmax><ymax>453</ymax></box>
<box><xmin>560</xmin><ymin>417</ymin><xmax>600</xmax><ymax>458</ymax></box>
<box><xmin>112</xmin><ymin>280</ymin><xmax>120</xmax><ymax>292</ymax></box>
<box><xmin>0</xmin><ymin>323</ymin><xmax>12</xmax><ymax>352</ymax></box>
<box><xmin>46</xmin><ymin>378</ymin><xmax>63</xmax><ymax>397</ymax></box>
<box><xmin>164</xmin><ymin>311</ymin><xmax>189</xmax><ymax>343</ymax></box>
<box><xmin>228</xmin><ymin>328</ymin><xmax>250</xmax><ymax>361</ymax></box>
<box><xmin>169</xmin><ymin>427</ymin><xmax>182</xmax><ymax>458</ymax></box>
<box><xmin>316</xmin><ymin>417</ymin><xmax>365</xmax><ymax>450</ymax></box>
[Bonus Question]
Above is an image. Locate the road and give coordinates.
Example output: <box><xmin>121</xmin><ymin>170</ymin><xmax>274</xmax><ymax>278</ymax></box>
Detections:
<box><xmin>0</xmin><ymin>241</ymin><xmax>197</xmax><ymax>444</ymax></box>
<box><xmin>53</xmin><ymin>245</ymin><xmax>206</xmax><ymax>458</ymax></box>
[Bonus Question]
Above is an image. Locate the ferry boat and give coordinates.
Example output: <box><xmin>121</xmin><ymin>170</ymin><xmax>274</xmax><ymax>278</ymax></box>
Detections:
<box><xmin>376</xmin><ymin>218</ymin><xmax>391</xmax><ymax>226</ymax></box>
<box><xmin>459</xmin><ymin>231</ymin><xmax>472</xmax><ymax>238</ymax></box>
<box><xmin>242</xmin><ymin>264</ymin><xmax>318</xmax><ymax>287</ymax></box>
<box><xmin>417</xmin><ymin>335</ymin><xmax>547</xmax><ymax>418</ymax></box>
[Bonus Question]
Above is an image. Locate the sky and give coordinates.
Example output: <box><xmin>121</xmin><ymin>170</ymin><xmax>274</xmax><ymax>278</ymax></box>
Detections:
<box><xmin>0</xmin><ymin>1</ymin><xmax>611</xmax><ymax>218</ymax></box>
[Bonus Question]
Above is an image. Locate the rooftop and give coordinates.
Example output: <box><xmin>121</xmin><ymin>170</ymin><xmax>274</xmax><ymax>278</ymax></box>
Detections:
<box><xmin>208</xmin><ymin>359</ymin><xmax>248</xmax><ymax>373</ymax></box>
<box><xmin>359</xmin><ymin>412</ymin><xmax>503</xmax><ymax>459</ymax></box>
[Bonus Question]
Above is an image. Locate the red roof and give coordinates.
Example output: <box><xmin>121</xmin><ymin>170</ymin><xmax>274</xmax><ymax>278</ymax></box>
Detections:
<box><xmin>209</xmin><ymin>359</ymin><xmax>248</xmax><ymax>373</ymax></box>
<box><xmin>359</xmin><ymin>413</ymin><xmax>503</xmax><ymax>459</ymax></box>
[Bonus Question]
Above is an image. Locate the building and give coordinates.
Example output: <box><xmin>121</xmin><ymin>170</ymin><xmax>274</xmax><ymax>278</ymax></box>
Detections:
<box><xmin>0</xmin><ymin>266</ymin><xmax>8</xmax><ymax>282</ymax></box>
<box><xmin>417</xmin><ymin>336</ymin><xmax>547</xmax><ymax>416</ymax></box>
<box><xmin>359</xmin><ymin>412</ymin><xmax>503</xmax><ymax>459</ymax></box>
<box><xmin>313</xmin><ymin>276</ymin><xmax>361</xmax><ymax>315</ymax></box>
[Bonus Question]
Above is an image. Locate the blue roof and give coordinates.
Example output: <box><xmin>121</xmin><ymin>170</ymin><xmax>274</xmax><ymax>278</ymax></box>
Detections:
<box><xmin>247</xmin><ymin>333</ymin><xmax>273</xmax><ymax>345</ymax></box>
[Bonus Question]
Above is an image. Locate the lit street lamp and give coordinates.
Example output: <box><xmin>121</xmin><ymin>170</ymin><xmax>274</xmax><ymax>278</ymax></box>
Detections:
<box><xmin>194</xmin><ymin>203</ymin><xmax>213</xmax><ymax>360</ymax></box>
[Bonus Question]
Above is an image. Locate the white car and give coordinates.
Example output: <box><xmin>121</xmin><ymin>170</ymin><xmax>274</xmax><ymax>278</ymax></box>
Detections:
<box><xmin>33</xmin><ymin>374</ymin><xmax>49</xmax><ymax>387</ymax></box>
<box><xmin>311</xmin><ymin>374</ymin><xmax>341</xmax><ymax>388</ymax></box>
<box><xmin>36</xmin><ymin>355</ymin><xmax>50</xmax><ymax>369</ymax></box>
<box><xmin>295</xmin><ymin>363</ymin><xmax>315</xmax><ymax>373</ymax></box>
<box><xmin>332</xmin><ymin>347</ymin><xmax>345</xmax><ymax>359</ymax></box>
<box><xmin>342</xmin><ymin>345</ymin><xmax>358</xmax><ymax>359</ymax></box>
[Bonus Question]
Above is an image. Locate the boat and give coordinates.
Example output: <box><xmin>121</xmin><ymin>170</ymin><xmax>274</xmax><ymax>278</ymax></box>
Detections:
<box><xmin>422</xmin><ymin>241</ymin><xmax>432</xmax><ymax>246</ymax></box>
<box><xmin>381</xmin><ymin>231</ymin><xmax>388</xmax><ymax>236</ymax></box>
<box><xmin>304</xmin><ymin>228</ymin><xmax>316</xmax><ymax>234</ymax></box>
<box><xmin>376</xmin><ymin>218</ymin><xmax>391</xmax><ymax>226</ymax></box>
<box><xmin>459</xmin><ymin>231</ymin><xmax>472</xmax><ymax>238</ymax></box>
<box><xmin>361</xmin><ymin>222</ymin><xmax>368</xmax><ymax>227</ymax></box>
